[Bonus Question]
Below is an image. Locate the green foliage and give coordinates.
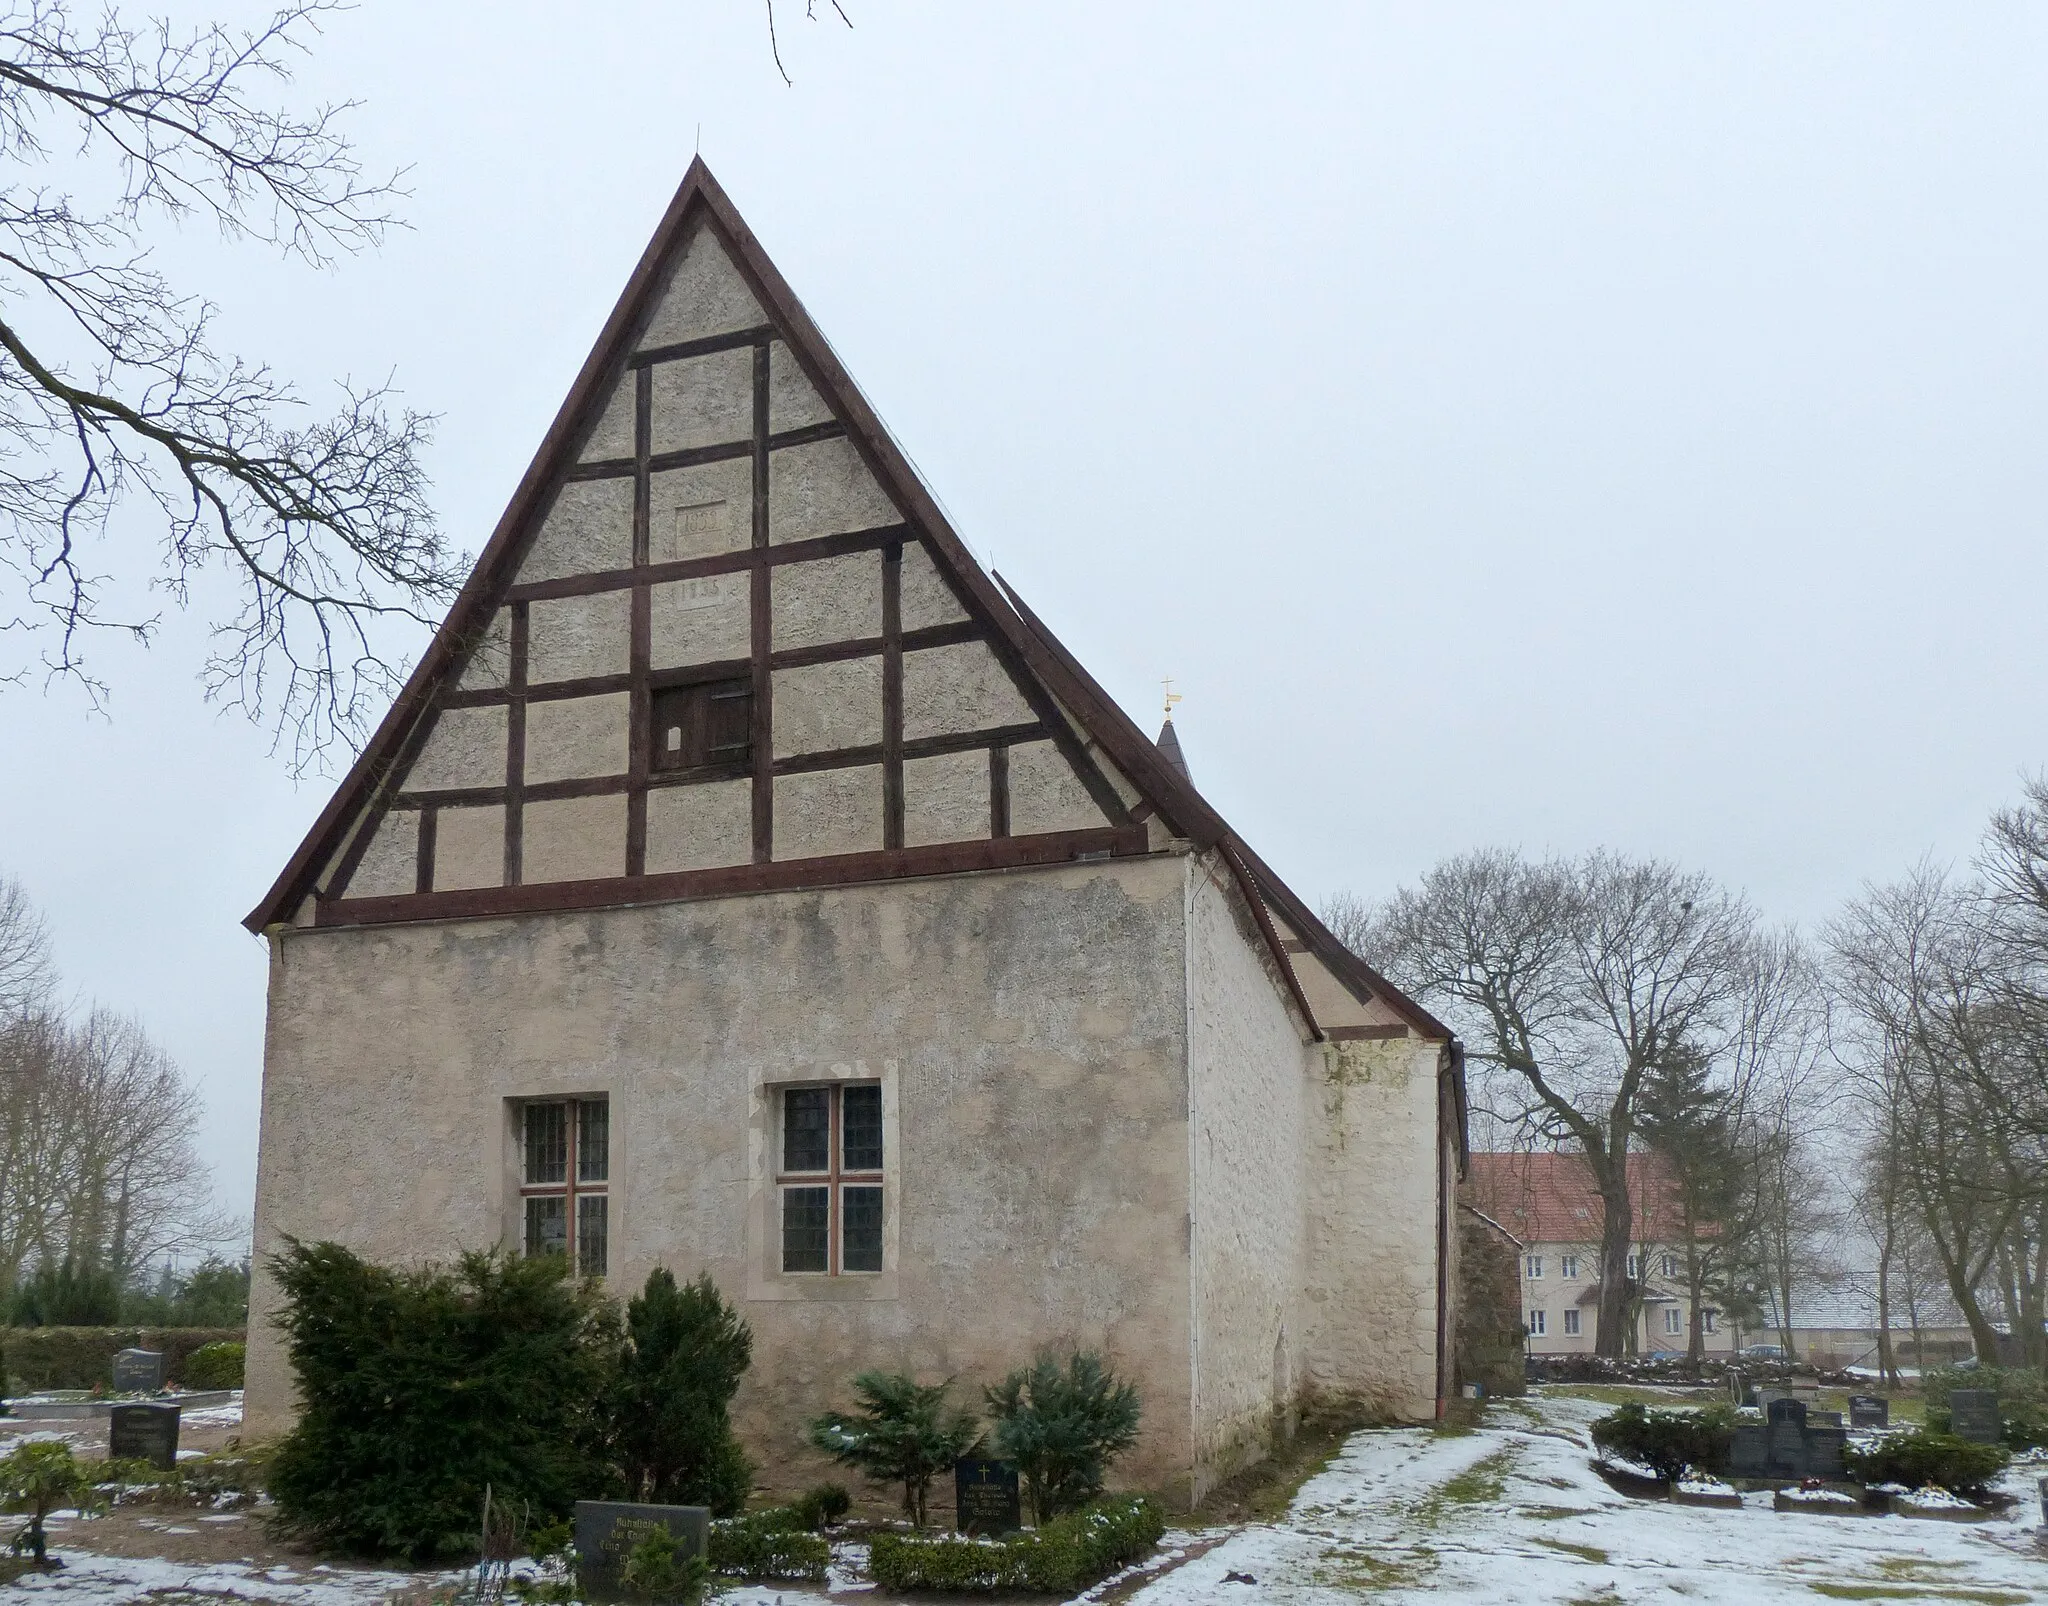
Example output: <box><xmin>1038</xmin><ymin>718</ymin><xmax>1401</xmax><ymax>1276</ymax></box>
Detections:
<box><xmin>1589</xmin><ymin>1402</ymin><xmax>1736</xmax><ymax>1483</ymax></box>
<box><xmin>866</xmin><ymin>1494</ymin><xmax>1165</xmax><ymax>1594</ymax></box>
<box><xmin>791</xmin><ymin>1482</ymin><xmax>851</xmax><ymax>1529</ymax></box>
<box><xmin>705</xmin><ymin>1508</ymin><xmax>831</xmax><ymax>1580</ymax></box>
<box><xmin>9</xmin><ymin>1255</ymin><xmax>120</xmax><ymax>1327</ymax></box>
<box><xmin>1923</xmin><ymin>1365</ymin><xmax>2048</xmax><ymax>1450</ymax></box>
<box><xmin>607</xmin><ymin>1517</ymin><xmax>710</xmax><ymax>1606</ymax></box>
<box><xmin>98</xmin><ymin>1445</ymin><xmax>268</xmax><ymax>1508</ymax></box>
<box><xmin>810</xmin><ymin>1371</ymin><xmax>982</xmax><ymax>1527</ymax></box>
<box><xmin>266</xmin><ymin>1238</ymin><xmax>618</xmax><ymax>1560</ymax></box>
<box><xmin>1843</xmin><ymin>1429</ymin><xmax>2010</xmax><ymax>1498</ymax></box>
<box><xmin>985</xmin><ymin>1351</ymin><xmax>1142</xmax><ymax>1523</ymax></box>
<box><xmin>0</xmin><ymin>1326</ymin><xmax>243</xmax><ymax>1391</ymax></box>
<box><xmin>0</xmin><ymin>1442</ymin><xmax>97</xmax><ymax>1564</ymax></box>
<box><xmin>181</xmin><ymin>1341</ymin><xmax>244</xmax><ymax>1390</ymax></box>
<box><xmin>609</xmin><ymin>1270</ymin><xmax>752</xmax><ymax>1515</ymax></box>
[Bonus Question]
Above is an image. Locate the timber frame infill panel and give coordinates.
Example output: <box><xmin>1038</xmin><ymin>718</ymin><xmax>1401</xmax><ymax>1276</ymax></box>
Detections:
<box><xmin>313</xmin><ymin>824</ymin><xmax>1150</xmax><ymax>929</ymax></box>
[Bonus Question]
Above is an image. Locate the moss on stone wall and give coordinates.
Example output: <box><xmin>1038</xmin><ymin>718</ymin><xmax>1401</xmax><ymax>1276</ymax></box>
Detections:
<box><xmin>1455</xmin><ymin>1209</ymin><xmax>1526</xmax><ymax>1398</ymax></box>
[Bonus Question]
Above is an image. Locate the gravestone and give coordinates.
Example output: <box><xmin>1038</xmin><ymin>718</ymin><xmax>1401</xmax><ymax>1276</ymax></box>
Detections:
<box><xmin>1765</xmin><ymin>1396</ymin><xmax>1810</xmax><ymax>1476</ymax></box>
<box><xmin>1805</xmin><ymin>1427</ymin><xmax>1848</xmax><ymax>1478</ymax></box>
<box><xmin>1808</xmin><ymin>1409</ymin><xmax>1843</xmax><ymax>1428</ymax></box>
<box><xmin>108</xmin><ymin>1402</ymin><xmax>179</xmax><ymax>1470</ymax></box>
<box><xmin>110</xmin><ymin>1348</ymin><xmax>164</xmax><ymax>1394</ymax></box>
<box><xmin>572</xmin><ymin>1501</ymin><xmax>707</xmax><ymax>1597</ymax></box>
<box><xmin>1950</xmin><ymin>1389</ymin><xmax>2002</xmax><ymax>1445</ymax></box>
<box><xmin>1765</xmin><ymin>1397</ymin><xmax>1808</xmax><ymax>1429</ymax></box>
<box><xmin>1848</xmin><ymin>1395</ymin><xmax>1890</xmax><ymax>1429</ymax></box>
<box><xmin>1730</xmin><ymin>1424</ymin><xmax>1768</xmax><ymax>1476</ymax></box>
<box><xmin>954</xmin><ymin>1457</ymin><xmax>1022</xmax><ymax>1535</ymax></box>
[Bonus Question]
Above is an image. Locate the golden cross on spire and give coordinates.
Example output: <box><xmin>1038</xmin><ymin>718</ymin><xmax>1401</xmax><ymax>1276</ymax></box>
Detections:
<box><xmin>1162</xmin><ymin>677</ymin><xmax>1183</xmax><ymax>721</ymax></box>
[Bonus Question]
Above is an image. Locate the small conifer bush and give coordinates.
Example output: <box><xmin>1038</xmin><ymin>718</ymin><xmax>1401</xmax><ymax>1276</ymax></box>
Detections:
<box><xmin>985</xmin><ymin>1351</ymin><xmax>1142</xmax><ymax>1522</ymax></box>
<box><xmin>1589</xmin><ymin>1402</ymin><xmax>1736</xmax><ymax>1483</ymax></box>
<box><xmin>1843</xmin><ymin>1429</ymin><xmax>2009</xmax><ymax>1499</ymax></box>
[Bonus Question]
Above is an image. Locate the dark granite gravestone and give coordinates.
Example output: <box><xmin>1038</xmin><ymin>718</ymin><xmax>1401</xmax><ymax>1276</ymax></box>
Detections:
<box><xmin>1808</xmin><ymin>1409</ymin><xmax>1843</xmax><ymax>1428</ymax></box>
<box><xmin>1730</xmin><ymin>1424</ymin><xmax>1768</xmax><ymax>1476</ymax></box>
<box><xmin>110</xmin><ymin>1348</ymin><xmax>164</xmax><ymax>1393</ymax></box>
<box><xmin>1950</xmin><ymin>1389</ymin><xmax>2002</xmax><ymax>1445</ymax></box>
<box><xmin>1767</xmin><ymin>1424</ymin><xmax>1809</xmax><ymax>1477</ymax></box>
<box><xmin>1848</xmin><ymin>1395</ymin><xmax>1890</xmax><ymax>1429</ymax></box>
<box><xmin>955</xmin><ymin>1457</ymin><xmax>1022</xmax><ymax>1535</ymax></box>
<box><xmin>573</xmin><ymin>1501</ymin><xmax>707</xmax><ymax>1598</ymax></box>
<box><xmin>1805</xmin><ymin>1427</ymin><xmax>1848</xmax><ymax>1478</ymax></box>
<box><xmin>108</xmin><ymin>1402</ymin><xmax>179</xmax><ymax>1470</ymax></box>
<box><xmin>1765</xmin><ymin>1397</ymin><xmax>1808</xmax><ymax>1429</ymax></box>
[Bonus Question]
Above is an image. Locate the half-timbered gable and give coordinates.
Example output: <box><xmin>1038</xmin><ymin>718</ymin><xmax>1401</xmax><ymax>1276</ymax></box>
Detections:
<box><xmin>244</xmin><ymin>161</ymin><xmax>1465</xmax><ymax>1507</ymax></box>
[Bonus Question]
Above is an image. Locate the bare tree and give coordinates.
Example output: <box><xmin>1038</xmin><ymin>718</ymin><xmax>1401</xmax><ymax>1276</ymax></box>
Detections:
<box><xmin>0</xmin><ymin>871</ymin><xmax>50</xmax><ymax>1014</ymax></box>
<box><xmin>1347</xmin><ymin>849</ymin><xmax>1758</xmax><ymax>1356</ymax></box>
<box><xmin>0</xmin><ymin>1</ymin><xmax>460</xmax><ymax>768</ymax></box>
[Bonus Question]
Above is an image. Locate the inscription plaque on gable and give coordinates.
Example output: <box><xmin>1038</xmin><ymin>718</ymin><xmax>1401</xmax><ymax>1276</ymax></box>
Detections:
<box><xmin>665</xmin><ymin>573</ymin><xmax>746</xmax><ymax>613</ymax></box>
<box><xmin>108</xmin><ymin>1402</ymin><xmax>179</xmax><ymax>1470</ymax></box>
<box><xmin>954</xmin><ymin>1458</ymin><xmax>1021</xmax><ymax>1535</ymax></box>
<box><xmin>1950</xmin><ymin>1389</ymin><xmax>2001</xmax><ymax>1444</ymax></box>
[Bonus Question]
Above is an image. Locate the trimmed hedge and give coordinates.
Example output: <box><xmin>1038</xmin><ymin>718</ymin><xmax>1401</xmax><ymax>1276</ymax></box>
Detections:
<box><xmin>182</xmin><ymin>1342</ymin><xmax>245</xmax><ymax>1390</ymax></box>
<box><xmin>705</xmin><ymin>1508</ymin><xmax>830</xmax><ymax>1581</ymax></box>
<box><xmin>1924</xmin><ymin>1365</ymin><xmax>2048</xmax><ymax>1451</ymax></box>
<box><xmin>2</xmin><ymin>1327</ymin><xmax>245</xmax><ymax>1392</ymax></box>
<box><xmin>1590</xmin><ymin>1402</ymin><xmax>1736</xmax><ymax>1483</ymax></box>
<box><xmin>867</xmin><ymin>1495</ymin><xmax>1165</xmax><ymax>1594</ymax></box>
<box><xmin>1843</xmin><ymin>1429</ymin><xmax>2010</xmax><ymax>1499</ymax></box>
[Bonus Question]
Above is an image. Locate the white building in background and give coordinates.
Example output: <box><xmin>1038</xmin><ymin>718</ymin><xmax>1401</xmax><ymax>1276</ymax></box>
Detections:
<box><xmin>1467</xmin><ymin>1152</ymin><xmax>1738</xmax><ymax>1357</ymax></box>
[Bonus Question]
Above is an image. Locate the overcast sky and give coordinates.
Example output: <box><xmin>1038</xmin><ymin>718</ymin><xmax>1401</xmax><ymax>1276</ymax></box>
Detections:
<box><xmin>3</xmin><ymin>2</ymin><xmax>2045</xmax><ymax>1226</ymax></box>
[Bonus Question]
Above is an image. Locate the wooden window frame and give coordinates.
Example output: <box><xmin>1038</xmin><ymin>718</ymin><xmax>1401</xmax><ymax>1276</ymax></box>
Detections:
<box><xmin>775</xmin><ymin>1081</ymin><xmax>883</xmax><ymax>1277</ymax></box>
<box><xmin>520</xmin><ymin>1096</ymin><xmax>610</xmax><ymax>1278</ymax></box>
<box><xmin>649</xmin><ymin>675</ymin><xmax>753</xmax><ymax>779</ymax></box>
<box><xmin>1561</xmin><ymin>1308</ymin><xmax>1581</xmax><ymax>1337</ymax></box>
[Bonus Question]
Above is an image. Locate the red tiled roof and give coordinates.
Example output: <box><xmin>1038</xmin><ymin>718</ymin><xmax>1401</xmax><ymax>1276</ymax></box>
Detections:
<box><xmin>1464</xmin><ymin>1150</ymin><xmax>1715</xmax><ymax>1246</ymax></box>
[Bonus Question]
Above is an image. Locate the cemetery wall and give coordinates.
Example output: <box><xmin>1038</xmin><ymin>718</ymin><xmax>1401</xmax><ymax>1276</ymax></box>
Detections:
<box><xmin>1184</xmin><ymin>854</ymin><xmax>1313</xmax><ymax>1500</ymax></box>
<box><xmin>1300</xmin><ymin>1035</ymin><xmax>1443</xmax><ymax>1420</ymax></box>
<box><xmin>245</xmin><ymin>853</ymin><xmax>1200</xmax><ymax>1493</ymax></box>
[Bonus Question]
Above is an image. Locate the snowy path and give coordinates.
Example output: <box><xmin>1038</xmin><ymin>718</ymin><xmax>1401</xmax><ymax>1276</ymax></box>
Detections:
<box><xmin>1126</xmin><ymin>1390</ymin><xmax>2048</xmax><ymax>1604</ymax></box>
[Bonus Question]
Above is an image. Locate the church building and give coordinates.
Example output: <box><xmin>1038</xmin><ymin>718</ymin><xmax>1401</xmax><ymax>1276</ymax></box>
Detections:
<box><xmin>241</xmin><ymin>161</ymin><xmax>1467</xmax><ymax>1504</ymax></box>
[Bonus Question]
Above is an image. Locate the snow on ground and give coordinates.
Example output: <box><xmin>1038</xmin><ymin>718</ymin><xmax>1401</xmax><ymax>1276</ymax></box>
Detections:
<box><xmin>1122</xmin><ymin>1389</ymin><xmax>2048</xmax><ymax>1605</ymax></box>
<box><xmin>8</xmin><ymin>1551</ymin><xmax>456</xmax><ymax>1606</ymax></box>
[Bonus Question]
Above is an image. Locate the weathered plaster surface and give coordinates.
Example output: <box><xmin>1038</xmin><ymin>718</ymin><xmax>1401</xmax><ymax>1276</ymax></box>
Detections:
<box><xmin>902</xmin><ymin>749</ymin><xmax>988</xmax><ymax>847</ymax></box>
<box><xmin>345</xmin><ymin>810</ymin><xmax>417</xmax><ymax>899</ymax></box>
<box><xmin>1302</xmin><ymin>1037</ymin><xmax>1443</xmax><ymax>1421</ymax></box>
<box><xmin>651</xmin><ymin>460</ymin><xmax>752</xmax><ymax>563</ymax></box>
<box><xmin>650</xmin><ymin>348</ymin><xmax>752</xmax><ymax>456</ymax></box>
<box><xmin>650</xmin><ymin>573</ymin><xmax>751</xmax><ymax>669</ymax></box>
<box><xmin>1185</xmin><ymin>856</ymin><xmax>1311</xmax><ymax>1497</ymax></box>
<box><xmin>245</xmin><ymin>857</ymin><xmax>1195</xmax><ymax>1495</ymax></box>
<box><xmin>528</xmin><ymin>591</ymin><xmax>630</xmax><ymax>686</ymax></box>
<box><xmin>771</xmin><ymin>552</ymin><xmax>882</xmax><ymax>650</ymax></box>
<box><xmin>579</xmin><ymin>376</ymin><xmax>636</xmax><ymax>463</ymax></box>
<box><xmin>453</xmin><ymin>609</ymin><xmax>513</xmax><ymax>693</ymax></box>
<box><xmin>645</xmin><ymin>780</ymin><xmax>752</xmax><ymax>873</ymax></box>
<box><xmin>774</xmin><ymin>766</ymin><xmax>884</xmax><ymax>860</ymax></box>
<box><xmin>525</xmin><ymin>693</ymin><xmax>629</xmax><ymax>786</ymax></box>
<box><xmin>523</xmin><ymin>794</ymin><xmax>627</xmax><ymax>885</ymax></box>
<box><xmin>521</xmin><ymin>480</ymin><xmax>633</xmax><ymax>585</ymax></box>
<box><xmin>432</xmin><ymin>805</ymin><xmax>504</xmax><ymax>891</ymax></box>
<box><xmin>771</xmin><ymin>660</ymin><xmax>882</xmax><ymax>759</ymax></box>
<box><xmin>902</xmin><ymin>641</ymin><xmax>1033</xmax><ymax>742</ymax></box>
<box><xmin>410</xmin><ymin>706</ymin><xmax>508</xmax><ymax>793</ymax></box>
<box><xmin>768</xmin><ymin>341</ymin><xmax>833</xmax><ymax>434</ymax></box>
<box><xmin>898</xmin><ymin>542</ymin><xmax>969</xmax><ymax>632</ymax></box>
<box><xmin>1007</xmin><ymin>740</ymin><xmax>1108</xmax><ymax>836</ymax></box>
<box><xmin>767</xmin><ymin>438</ymin><xmax>898</xmax><ymax>544</ymax></box>
<box><xmin>638</xmin><ymin>223</ymin><xmax>763</xmax><ymax>349</ymax></box>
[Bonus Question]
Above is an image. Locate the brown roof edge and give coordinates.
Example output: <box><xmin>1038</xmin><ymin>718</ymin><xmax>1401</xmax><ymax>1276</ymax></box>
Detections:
<box><xmin>245</xmin><ymin>157</ymin><xmax>734</xmax><ymax>931</ymax></box>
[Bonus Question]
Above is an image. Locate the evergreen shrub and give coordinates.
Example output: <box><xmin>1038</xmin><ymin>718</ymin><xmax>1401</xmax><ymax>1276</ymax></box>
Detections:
<box><xmin>705</xmin><ymin>1508</ymin><xmax>830</xmax><ymax>1580</ymax></box>
<box><xmin>866</xmin><ymin>1494</ymin><xmax>1165</xmax><ymax>1594</ymax></box>
<box><xmin>609</xmin><ymin>1270</ymin><xmax>751</xmax><ymax>1514</ymax></box>
<box><xmin>809</xmin><ymin>1372</ymin><xmax>982</xmax><ymax>1526</ymax></box>
<box><xmin>1589</xmin><ymin>1402</ymin><xmax>1736</xmax><ymax>1483</ymax></box>
<box><xmin>1924</xmin><ymin>1365</ymin><xmax>2048</xmax><ymax>1450</ymax></box>
<box><xmin>791</xmin><ymin>1481</ymin><xmax>850</xmax><ymax>1529</ymax></box>
<box><xmin>1843</xmin><ymin>1429</ymin><xmax>2010</xmax><ymax>1499</ymax></box>
<box><xmin>985</xmin><ymin>1351</ymin><xmax>1141</xmax><ymax>1523</ymax></box>
<box><xmin>266</xmin><ymin>1239</ymin><xmax>616</xmax><ymax>1560</ymax></box>
<box><xmin>181</xmin><ymin>1341</ymin><xmax>245</xmax><ymax>1390</ymax></box>
<box><xmin>606</xmin><ymin>1516</ymin><xmax>711</xmax><ymax>1605</ymax></box>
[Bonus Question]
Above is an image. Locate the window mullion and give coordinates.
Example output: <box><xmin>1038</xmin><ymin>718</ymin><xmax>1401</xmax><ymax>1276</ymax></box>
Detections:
<box><xmin>828</xmin><ymin>1084</ymin><xmax>842</xmax><ymax>1276</ymax></box>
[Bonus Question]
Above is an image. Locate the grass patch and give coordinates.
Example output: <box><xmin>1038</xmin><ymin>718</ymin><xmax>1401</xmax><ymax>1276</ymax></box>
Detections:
<box><xmin>1808</xmin><ymin>1588</ymin><xmax>2028</xmax><ymax>1605</ymax></box>
<box><xmin>1315</xmin><ymin>1545</ymin><xmax>1434</xmax><ymax>1592</ymax></box>
<box><xmin>1517</xmin><ymin>1504</ymin><xmax>1594</xmax><ymax>1521</ymax></box>
<box><xmin>1434</xmin><ymin>1395</ymin><xmax>1487</xmax><ymax>1437</ymax></box>
<box><xmin>1873</xmin><ymin>1558</ymin><xmax>1969</xmax><ymax>1580</ymax></box>
<box><xmin>1533</xmin><ymin>1536</ymin><xmax>1610</xmax><ymax>1565</ymax></box>
<box><xmin>1190</xmin><ymin>1406</ymin><xmax>1394</xmax><ymax>1524</ymax></box>
<box><xmin>1410</xmin><ymin>1446</ymin><xmax>1520</xmax><ymax>1526</ymax></box>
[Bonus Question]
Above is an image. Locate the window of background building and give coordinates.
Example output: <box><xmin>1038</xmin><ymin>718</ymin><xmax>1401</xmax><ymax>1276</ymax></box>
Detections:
<box><xmin>1703</xmin><ymin>1309</ymin><xmax>1719</xmax><ymax>1334</ymax></box>
<box><xmin>1527</xmin><ymin>1308</ymin><xmax>1546</xmax><ymax>1337</ymax></box>
<box><xmin>1560</xmin><ymin>1254</ymin><xmax>1579</xmax><ymax>1279</ymax></box>
<box><xmin>521</xmin><ymin>1097</ymin><xmax>608</xmax><ymax>1278</ymax></box>
<box><xmin>1660</xmin><ymin>1252</ymin><xmax>1679</xmax><ymax>1279</ymax></box>
<box><xmin>1562</xmin><ymin>1308</ymin><xmax>1580</xmax><ymax>1336</ymax></box>
<box><xmin>1664</xmin><ymin>1306</ymin><xmax>1683</xmax><ymax>1336</ymax></box>
<box><xmin>1626</xmin><ymin>1252</ymin><xmax>1640</xmax><ymax>1280</ymax></box>
<box><xmin>778</xmin><ymin>1082</ymin><xmax>883</xmax><ymax>1275</ymax></box>
<box><xmin>1524</xmin><ymin>1253</ymin><xmax>1543</xmax><ymax>1279</ymax></box>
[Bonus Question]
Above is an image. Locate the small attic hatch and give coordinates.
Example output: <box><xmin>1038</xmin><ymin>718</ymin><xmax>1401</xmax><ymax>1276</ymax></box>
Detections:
<box><xmin>652</xmin><ymin>678</ymin><xmax>752</xmax><ymax>773</ymax></box>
